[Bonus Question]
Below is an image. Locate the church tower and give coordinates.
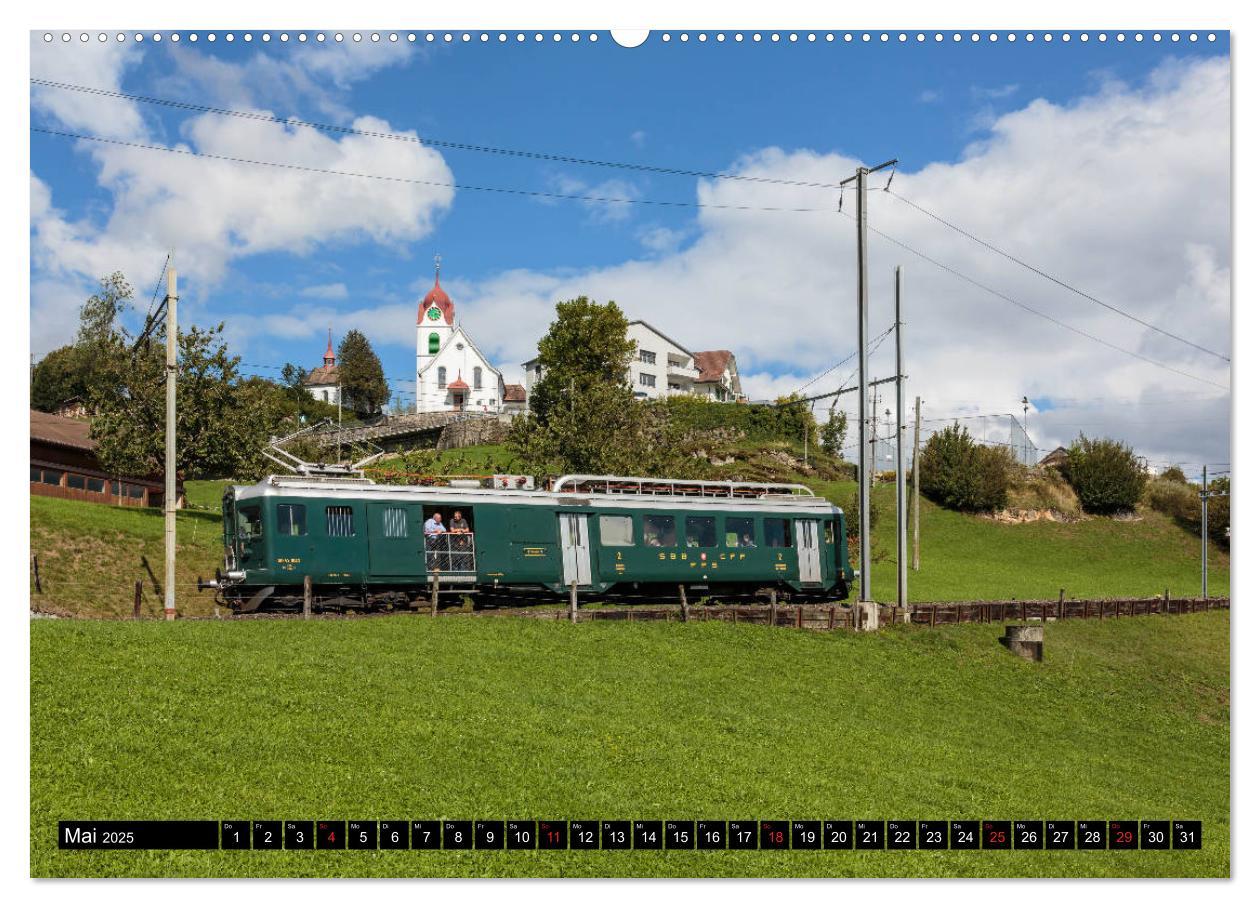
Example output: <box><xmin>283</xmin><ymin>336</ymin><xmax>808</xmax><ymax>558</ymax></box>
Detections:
<box><xmin>416</xmin><ymin>255</ymin><xmax>456</xmax><ymax>412</ymax></box>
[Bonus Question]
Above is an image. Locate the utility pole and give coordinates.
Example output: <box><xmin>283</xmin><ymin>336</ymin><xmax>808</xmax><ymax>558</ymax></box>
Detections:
<box><xmin>894</xmin><ymin>266</ymin><xmax>907</xmax><ymax>612</ymax></box>
<box><xmin>1021</xmin><ymin>395</ymin><xmax>1030</xmax><ymax>465</ymax></box>
<box><xmin>838</xmin><ymin>157</ymin><xmax>896</xmax><ymax>611</ymax></box>
<box><xmin>337</xmin><ymin>382</ymin><xmax>343</xmax><ymax>463</ymax></box>
<box><xmin>163</xmin><ymin>265</ymin><xmax>178</xmax><ymax>621</ymax></box>
<box><xmin>912</xmin><ymin>395</ymin><xmax>921</xmax><ymax>571</ymax></box>
<box><xmin>1201</xmin><ymin>465</ymin><xmax>1208</xmax><ymax>599</ymax></box>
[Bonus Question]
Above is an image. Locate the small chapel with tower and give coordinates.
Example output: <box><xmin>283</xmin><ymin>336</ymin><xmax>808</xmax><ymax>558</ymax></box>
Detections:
<box><xmin>414</xmin><ymin>256</ymin><xmax>508</xmax><ymax>414</ymax></box>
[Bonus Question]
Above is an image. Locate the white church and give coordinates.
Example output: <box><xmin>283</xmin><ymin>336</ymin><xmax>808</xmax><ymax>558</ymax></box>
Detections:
<box><xmin>414</xmin><ymin>259</ymin><xmax>521</xmax><ymax>414</ymax></box>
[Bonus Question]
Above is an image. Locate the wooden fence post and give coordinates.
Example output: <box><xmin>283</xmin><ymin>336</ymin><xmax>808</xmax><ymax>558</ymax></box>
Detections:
<box><xmin>829</xmin><ymin>606</ymin><xmax>836</xmax><ymax>631</ymax></box>
<box><xmin>303</xmin><ymin>575</ymin><xmax>312</xmax><ymax>620</ymax></box>
<box><xmin>430</xmin><ymin>571</ymin><xmax>440</xmax><ymax>616</ymax></box>
<box><xmin>769</xmin><ymin>589</ymin><xmax>778</xmax><ymax>628</ymax></box>
<box><xmin>33</xmin><ymin>555</ymin><xmax>42</xmax><ymax>595</ymax></box>
<box><xmin>1164</xmin><ymin>588</ymin><xmax>1170</xmax><ymax>615</ymax></box>
<box><xmin>569</xmin><ymin>580</ymin><xmax>578</xmax><ymax>624</ymax></box>
<box><xmin>1057</xmin><ymin>588</ymin><xmax>1065</xmax><ymax>620</ymax></box>
<box><xmin>134</xmin><ymin>580</ymin><xmax>142</xmax><ymax>619</ymax></box>
<box><xmin>679</xmin><ymin>584</ymin><xmax>689</xmax><ymax>623</ymax></box>
<box><xmin>796</xmin><ymin>605</ymin><xmax>803</xmax><ymax>629</ymax></box>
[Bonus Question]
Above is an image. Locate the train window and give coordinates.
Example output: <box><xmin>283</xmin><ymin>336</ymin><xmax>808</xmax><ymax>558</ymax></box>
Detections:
<box><xmin>643</xmin><ymin>514</ymin><xmax>676</xmax><ymax>547</ymax></box>
<box><xmin>824</xmin><ymin>521</ymin><xmax>836</xmax><ymax>545</ymax></box>
<box><xmin>87</xmin><ymin>477</ymin><xmax>106</xmax><ymax>493</ymax></box>
<box><xmin>599</xmin><ymin>514</ymin><xmax>634</xmax><ymax>546</ymax></box>
<box><xmin>685</xmin><ymin>516</ymin><xmax>717</xmax><ymax>548</ymax></box>
<box><xmin>326</xmin><ymin>505</ymin><xmax>355</xmax><ymax>537</ymax></box>
<box><xmin>725</xmin><ymin>516</ymin><xmax>756</xmax><ymax>547</ymax></box>
<box><xmin>764</xmin><ymin>517</ymin><xmax>793</xmax><ymax>548</ymax></box>
<box><xmin>41</xmin><ymin>469</ymin><xmax>63</xmax><ymax>486</ymax></box>
<box><xmin>277</xmin><ymin>504</ymin><xmax>307</xmax><ymax>537</ymax></box>
<box><xmin>238</xmin><ymin>506</ymin><xmax>262</xmax><ymax>538</ymax></box>
<box><xmin>66</xmin><ymin>473</ymin><xmax>87</xmax><ymax>490</ymax></box>
<box><xmin>382</xmin><ymin>507</ymin><xmax>408</xmax><ymax>538</ymax></box>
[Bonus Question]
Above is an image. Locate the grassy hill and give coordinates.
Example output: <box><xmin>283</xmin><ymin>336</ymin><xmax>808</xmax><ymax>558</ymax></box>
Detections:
<box><xmin>29</xmin><ymin>462</ymin><xmax>1228</xmax><ymax>618</ymax></box>
<box><xmin>31</xmin><ymin>610</ymin><xmax>1229</xmax><ymax>878</ymax></box>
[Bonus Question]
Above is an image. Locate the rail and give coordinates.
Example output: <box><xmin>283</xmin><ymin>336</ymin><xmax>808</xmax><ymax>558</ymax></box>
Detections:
<box><xmin>551</xmin><ymin>474</ymin><xmax>816</xmax><ymax>499</ymax></box>
<box><xmin>424</xmin><ymin>531</ymin><xmax>476</xmax><ymax>575</ymax></box>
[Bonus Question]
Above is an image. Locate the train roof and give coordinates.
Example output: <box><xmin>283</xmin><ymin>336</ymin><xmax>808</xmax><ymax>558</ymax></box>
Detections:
<box><xmin>229</xmin><ymin>474</ymin><xmax>843</xmax><ymax>515</ymax></box>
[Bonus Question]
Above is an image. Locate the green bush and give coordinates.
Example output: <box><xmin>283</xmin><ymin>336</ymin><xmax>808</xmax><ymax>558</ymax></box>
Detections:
<box><xmin>919</xmin><ymin>423</ymin><xmax>1013</xmax><ymax>512</ymax></box>
<box><xmin>1159</xmin><ymin>465</ymin><xmax>1188</xmax><ymax>484</ymax></box>
<box><xmin>661</xmin><ymin>395</ymin><xmax>816</xmax><ymax>446</ymax></box>
<box><xmin>1061</xmin><ymin>435</ymin><xmax>1147</xmax><ymax>515</ymax></box>
<box><xmin>1147</xmin><ymin>475</ymin><xmax>1230</xmax><ymax>549</ymax></box>
<box><xmin>1146</xmin><ymin>477</ymin><xmax>1198</xmax><ymax>522</ymax></box>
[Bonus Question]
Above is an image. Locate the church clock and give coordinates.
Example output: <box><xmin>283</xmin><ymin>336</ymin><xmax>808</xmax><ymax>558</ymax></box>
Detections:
<box><xmin>426</xmin><ymin>306</ymin><xmax>442</xmax><ymax>321</ymax></box>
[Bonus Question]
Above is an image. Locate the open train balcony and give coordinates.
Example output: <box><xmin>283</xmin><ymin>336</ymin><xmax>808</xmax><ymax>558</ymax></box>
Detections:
<box><xmin>423</xmin><ymin>532</ymin><xmax>477</xmax><ymax>580</ymax></box>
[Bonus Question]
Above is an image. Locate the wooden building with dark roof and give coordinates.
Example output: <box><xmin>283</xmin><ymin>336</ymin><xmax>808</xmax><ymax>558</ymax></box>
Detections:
<box><xmin>30</xmin><ymin>410</ymin><xmax>183</xmax><ymax>508</ymax></box>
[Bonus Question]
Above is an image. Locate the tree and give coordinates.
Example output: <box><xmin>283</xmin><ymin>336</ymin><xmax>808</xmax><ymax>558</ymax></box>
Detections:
<box><xmin>919</xmin><ymin>423</ymin><xmax>1013</xmax><ymax>512</ymax></box>
<box><xmin>509</xmin><ymin>296</ymin><xmax>673</xmax><ymax>475</ymax></box>
<box><xmin>89</xmin><ymin>322</ymin><xmax>283</xmax><ymax>481</ymax></box>
<box><xmin>30</xmin><ymin>345</ymin><xmax>91</xmax><ymax>412</ymax></box>
<box><xmin>820</xmin><ymin>405</ymin><xmax>848</xmax><ymax>457</ymax></box>
<box><xmin>1061</xmin><ymin>434</ymin><xmax>1147</xmax><ymax>515</ymax></box>
<box><xmin>77</xmin><ymin>272</ymin><xmax>134</xmax><ymax>347</ymax></box>
<box><xmin>337</xmin><ymin>330</ymin><xmax>388</xmax><ymax>416</ymax></box>
<box><xmin>31</xmin><ymin>273</ymin><xmax>139</xmax><ymax>413</ymax></box>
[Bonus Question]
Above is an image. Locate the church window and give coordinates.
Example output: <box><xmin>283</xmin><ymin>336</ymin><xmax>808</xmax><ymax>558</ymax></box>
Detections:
<box><xmin>438</xmin><ymin>367</ymin><xmax>447</xmax><ymax>388</ymax></box>
<box><xmin>473</xmin><ymin>367</ymin><xmax>483</xmax><ymax>389</ymax></box>
<box><xmin>428</xmin><ymin>332</ymin><xmax>440</xmax><ymax>354</ymax></box>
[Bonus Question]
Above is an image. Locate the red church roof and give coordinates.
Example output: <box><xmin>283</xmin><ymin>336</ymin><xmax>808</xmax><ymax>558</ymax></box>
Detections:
<box><xmin>417</xmin><ymin>271</ymin><xmax>454</xmax><ymax>325</ymax></box>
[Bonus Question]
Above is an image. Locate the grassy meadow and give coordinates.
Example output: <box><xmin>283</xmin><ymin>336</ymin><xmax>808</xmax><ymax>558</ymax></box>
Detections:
<box><xmin>30</xmin><ymin>610</ymin><xmax>1229</xmax><ymax>878</ymax></box>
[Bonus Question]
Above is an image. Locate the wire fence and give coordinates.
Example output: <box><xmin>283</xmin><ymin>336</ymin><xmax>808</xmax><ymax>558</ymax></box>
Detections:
<box><xmin>862</xmin><ymin>411</ymin><xmax>1041</xmax><ymax>471</ymax></box>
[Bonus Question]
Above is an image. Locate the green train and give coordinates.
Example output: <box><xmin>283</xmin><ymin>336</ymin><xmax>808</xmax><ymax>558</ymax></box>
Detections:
<box><xmin>204</xmin><ymin>473</ymin><xmax>853</xmax><ymax>612</ymax></box>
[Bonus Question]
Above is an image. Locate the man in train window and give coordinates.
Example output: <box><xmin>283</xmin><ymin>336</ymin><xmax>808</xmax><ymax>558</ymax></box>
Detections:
<box><xmin>423</xmin><ymin>511</ymin><xmax>446</xmax><ymax>571</ymax></box>
<box><xmin>449</xmin><ymin>510</ymin><xmax>472</xmax><ymax>572</ymax></box>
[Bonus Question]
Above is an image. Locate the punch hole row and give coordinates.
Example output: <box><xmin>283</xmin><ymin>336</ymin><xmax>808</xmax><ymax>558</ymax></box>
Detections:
<box><xmin>42</xmin><ymin>31</ymin><xmax>1218</xmax><ymax>45</ymax></box>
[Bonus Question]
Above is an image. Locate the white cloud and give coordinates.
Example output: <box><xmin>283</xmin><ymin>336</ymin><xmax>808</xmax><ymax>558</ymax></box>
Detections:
<box><xmin>546</xmin><ymin>174</ymin><xmax>642</xmax><ymax>223</ymax></box>
<box><xmin>630</xmin><ymin>130</ymin><xmax>647</xmax><ymax>148</ymax></box>
<box><xmin>637</xmin><ymin>225</ymin><xmax>687</xmax><ymax>254</ymax></box>
<box><xmin>299</xmin><ymin>282</ymin><xmax>350</xmax><ymax>300</ymax></box>
<box><xmin>30</xmin><ymin>37</ymin><xmax>145</xmax><ymax>140</ymax></box>
<box><xmin>30</xmin><ymin>41</ymin><xmax>455</xmax><ymax>355</ymax></box>
<box><xmin>440</xmin><ymin>57</ymin><xmax>1228</xmax><ymax>466</ymax></box>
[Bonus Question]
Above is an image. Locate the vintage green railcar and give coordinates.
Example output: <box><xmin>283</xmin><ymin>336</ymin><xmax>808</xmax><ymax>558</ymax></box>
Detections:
<box><xmin>207</xmin><ymin>473</ymin><xmax>853</xmax><ymax>612</ymax></box>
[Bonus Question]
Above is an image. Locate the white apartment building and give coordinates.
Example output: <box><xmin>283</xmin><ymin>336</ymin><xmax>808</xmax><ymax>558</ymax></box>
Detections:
<box><xmin>522</xmin><ymin>319</ymin><xmax>743</xmax><ymax>406</ymax></box>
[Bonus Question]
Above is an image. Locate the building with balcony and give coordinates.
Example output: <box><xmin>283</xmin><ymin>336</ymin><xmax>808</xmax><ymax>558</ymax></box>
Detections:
<box><xmin>521</xmin><ymin>319</ymin><xmax>743</xmax><ymax>407</ymax></box>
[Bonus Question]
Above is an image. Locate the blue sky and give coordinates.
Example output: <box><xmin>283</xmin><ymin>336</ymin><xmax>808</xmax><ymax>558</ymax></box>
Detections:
<box><xmin>30</xmin><ymin>31</ymin><xmax>1230</xmax><ymax>467</ymax></box>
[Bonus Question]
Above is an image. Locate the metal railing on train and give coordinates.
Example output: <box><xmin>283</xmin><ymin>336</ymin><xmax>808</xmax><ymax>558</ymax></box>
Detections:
<box><xmin>424</xmin><ymin>532</ymin><xmax>476</xmax><ymax>575</ymax></box>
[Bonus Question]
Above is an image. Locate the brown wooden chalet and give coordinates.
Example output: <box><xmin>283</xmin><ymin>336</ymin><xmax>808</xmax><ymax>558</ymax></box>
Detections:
<box><xmin>30</xmin><ymin>410</ymin><xmax>184</xmax><ymax>508</ymax></box>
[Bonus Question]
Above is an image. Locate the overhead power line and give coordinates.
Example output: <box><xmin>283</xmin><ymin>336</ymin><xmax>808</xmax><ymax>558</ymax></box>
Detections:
<box><xmin>30</xmin><ymin>78</ymin><xmax>852</xmax><ymax>192</ymax></box>
<box><xmin>34</xmin><ymin>121</ymin><xmax>1230</xmax><ymax>392</ymax></box>
<box><xmin>30</xmin><ymin>126</ymin><xmax>834</xmax><ymax>214</ymax></box>
<box><xmin>883</xmin><ymin>188</ymin><xmax>1230</xmax><ymax>364</ymax></box>
<box><xmin>845</xmin><ymin>210</ymin><xmax>1230</xmax><ymax>391</ymax></box>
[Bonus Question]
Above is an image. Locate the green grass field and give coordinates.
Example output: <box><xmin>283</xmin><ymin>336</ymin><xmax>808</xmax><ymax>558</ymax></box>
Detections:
<box><xmin>31</xmin><ymin>610</ymin><xmax>1228</xmax><ymax>878</ymax></box>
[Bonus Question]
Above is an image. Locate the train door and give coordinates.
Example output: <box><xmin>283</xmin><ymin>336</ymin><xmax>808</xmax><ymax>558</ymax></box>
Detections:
<box><xmin>367</xmin><ymin>501</ymin><xmax>422</xmax><ymax>580</ymax></box>
<box><xmin>795</xmin><ymin>519</ymin><xmax>822</xmax><ymax>583</ymax></box>
<box><xmin>558</xmin><ymin>513</ymin><xmax>592</xmax><ymax>587</ymax></box>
